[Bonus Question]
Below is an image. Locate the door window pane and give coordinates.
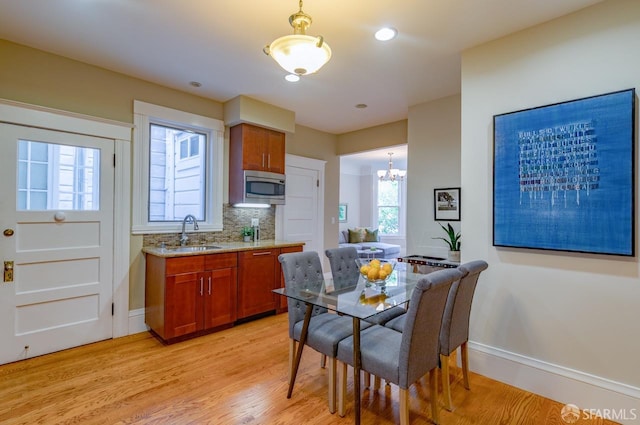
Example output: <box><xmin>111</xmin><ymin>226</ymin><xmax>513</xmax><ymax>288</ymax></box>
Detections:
<box><xmin>18</xmin><ymin>162</ymin><xmax>27</xmax><ymax>190</ymax></box>
<box><xmin>18</xmin><ymin>141</ymin><xmax>28</xmax><ymax>160</ymax></box>
<box><xmin>18</xmin><ymin>192</ymin><xmax>26</xmax><ymax>210</ymax></box>
<box><xmin>17</xmin><ymin>140</ymin><xmax>100</xmax><ymax>211</ymax></box>
<box><xmin>30</xmin><ymin>141</ymin><xmax>48</xmax><ymax>161</ymax></box>
<box><xmin>30</xmin><ymin>192</ymin><xmax>48</xmax><ymax>210</ymax></box>
<box><xmin>30</xmin><ymin>163</ymin><xmax>48</xmax><ymax>190</ymax></box>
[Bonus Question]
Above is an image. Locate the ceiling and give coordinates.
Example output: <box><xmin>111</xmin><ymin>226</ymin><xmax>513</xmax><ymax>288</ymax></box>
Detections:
<box><xmin>0</xmin><ymin>0</ymin><xmax>602</xmax><ymax>135</ymax></box>
<box><xmin>341</xmin><ymin>145</ymin><xmax>407</xmax><ymax>174</ymax></box>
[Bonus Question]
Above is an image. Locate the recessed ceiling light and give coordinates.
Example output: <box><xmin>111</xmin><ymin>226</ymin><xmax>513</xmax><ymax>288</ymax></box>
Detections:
<box><xmin>355</xmin><ymin>104</ymin><xmax>368</xmax><ymax>109</ymax></box>
<box><xmin>375</xmin><ymin>27</ymin><xmax>397</xmax><ymax>41</ymax></box>
<box><xmin>189</xmin><ymin>81</ymin><xmax>202</xmax><ymax>87</ymax></box>
<box><xmin>285</xmin><ymin>74</ymin><xmax>300</xmax><ymax>82</ymax></box>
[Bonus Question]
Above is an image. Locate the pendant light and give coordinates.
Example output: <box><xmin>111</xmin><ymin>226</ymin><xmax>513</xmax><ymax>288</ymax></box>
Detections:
<box><xmin>377</xmin><ymin>153</ymin><xmax>407</xmax><ymax>181</ymax></box>
<box><xmin>263</xmin><ymin>0</ymin><xmax>332</xmax><ymax>76</ymax></box>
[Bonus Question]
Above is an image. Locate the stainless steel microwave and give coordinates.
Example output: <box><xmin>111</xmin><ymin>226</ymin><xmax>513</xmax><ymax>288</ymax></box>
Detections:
<box><xmin>242</xmin><ymin>170</ymin><xmax>286</xmax><ymax>205</ymax></box>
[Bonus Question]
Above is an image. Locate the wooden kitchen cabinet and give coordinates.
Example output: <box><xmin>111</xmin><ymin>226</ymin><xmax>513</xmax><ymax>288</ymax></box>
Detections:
<box><xmin>237</xmin><ymin>248</ymin><xmax>280</xmax><ymax>319</ymax></box>
<box><xmin>145</xmin><ymin>252</ymin><xmax>237</xmax><ymax>342</ymax></box>
<box><xmin>265</xmin><ymin>129</ymin><xmax>285</xmax><ymax>173</ymax></box>
<box><xmin>229</xmin><ymin>123</ymin><xmax>285</xmax><ymax>174</ymax></box>
<box><xmin>276</xmin><ymin>245</ymin><xmax>303</xmax><ymax>313</ymax></box>
<box><xmin>203</xmin><ymin>254</ymin><xmax>237</xmax><ymax>329</ymax></box>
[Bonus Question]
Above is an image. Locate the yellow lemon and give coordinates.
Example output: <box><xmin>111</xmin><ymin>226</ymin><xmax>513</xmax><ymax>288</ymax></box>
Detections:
<box><xmin>370</xmin><ymin>259</ymin><xmax>381</xmax><ymax>268</ymax></box>
<box><xmin>379</xmin><ymin>270</ymin><xmax>389</xmax><ymax>280</ymax></box>
<box><xmin>382</xmin><ymin>263</ymin><xmax>392</xmax><ymax>273</ymax></box>
<box><xmin>360</xmin><ymin>265</ymin><xmax>370</xmax><ymax>276</ymax></box>
<box><xmin>367</xmin><ymin>268</ymin><xmax>379</xmax><ymax>280</ymax></box>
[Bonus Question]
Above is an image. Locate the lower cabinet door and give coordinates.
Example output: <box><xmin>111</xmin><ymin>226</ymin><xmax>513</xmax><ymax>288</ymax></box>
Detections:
<box><xmin>204</xmin><ymin>267</ymin><xmax>237</xmax><ymax>329</ymax></box>
<box><xmin>237</xmin><ymin>250</ymin><xmax>278</xmax><ymax>319</ymax></box>
<box><xmin>165</xmin><ymin>271</ymin><xmax>203</xmax><ymax>339</ymax></box>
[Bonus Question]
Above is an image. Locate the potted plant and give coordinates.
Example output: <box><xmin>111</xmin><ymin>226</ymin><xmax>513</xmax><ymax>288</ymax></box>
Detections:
<box><xmin>242</xmin><ymin>226</ymin><xmax>254</xmax><ymax>242</ymax></box>
<box><xmin>433</xmin><ymin>222</ymin><xmax>461</xmax><ymax>262</ymax></box>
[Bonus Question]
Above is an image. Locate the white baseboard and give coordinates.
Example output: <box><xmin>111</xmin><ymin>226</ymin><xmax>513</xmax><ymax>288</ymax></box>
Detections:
<box><xmin>128</xmin><ymin>308</ymin><xmax>149</xmax><ymax>335</ymax></box>
<box><xmin>467</xmin><ymin>341</ymin><xmax>640</xmax><ymax>424</ymax></box>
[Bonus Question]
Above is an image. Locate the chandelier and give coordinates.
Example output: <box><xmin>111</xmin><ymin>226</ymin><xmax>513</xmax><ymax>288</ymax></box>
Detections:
<box><xmin>263</xmin><ymin>0</ymin><xmax>332</xmax><ymax>76</ymax></box>
<box><xmin>377</xmin><ymin>153</ymin><xmax>406</xmax><ymax>182</ymax></box>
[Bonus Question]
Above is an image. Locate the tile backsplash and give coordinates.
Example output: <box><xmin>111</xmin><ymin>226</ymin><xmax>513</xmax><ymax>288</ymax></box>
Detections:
<box><xmin>143</xmin><ymin>204</ymin><xmax>275</xmax><ymax>248</ymax></box>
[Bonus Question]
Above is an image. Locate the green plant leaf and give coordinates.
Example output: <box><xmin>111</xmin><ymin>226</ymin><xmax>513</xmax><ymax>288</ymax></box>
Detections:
<box><xmin>433</xmin><ymin>222</ymin><xmax>461</xmax><ymax>251</ymax></box>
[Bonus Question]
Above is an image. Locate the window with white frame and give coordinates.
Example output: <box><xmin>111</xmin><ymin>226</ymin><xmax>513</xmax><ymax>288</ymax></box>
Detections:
<box><xmin>148</xmin><ymin>124</ymin><xmax>206</xmax><ymax>222</ymax></box>
<box><xmin>376</xmin><ymin>179</ymin><xmax>405</xmax><ymax>235</ymax></box>
<box><xmin>132</xmin><ymin>101</ymin><xmax>224</xmax><ymax>233</ymax></box>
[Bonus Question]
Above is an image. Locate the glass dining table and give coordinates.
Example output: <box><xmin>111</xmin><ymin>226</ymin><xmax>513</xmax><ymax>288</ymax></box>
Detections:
<box><xmin>273</xmin><ymin>265</ymin><xmax>424</xmax><ymax>425</ymax></box>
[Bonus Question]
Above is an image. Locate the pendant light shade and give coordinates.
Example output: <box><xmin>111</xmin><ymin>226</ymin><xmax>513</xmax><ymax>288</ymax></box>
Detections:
<box><xmin>264</xmin><ymin>0</ymin><xmax>332</xmax><ymax>76</ymax></box>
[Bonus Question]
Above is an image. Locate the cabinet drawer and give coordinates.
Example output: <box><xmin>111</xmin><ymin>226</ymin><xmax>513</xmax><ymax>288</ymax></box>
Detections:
<box><xmin>240</xmin><ymin>249</ymin><xmax>279</xmax><ymax>260</ymax></box>
<box><xmin>280</xmin><ymin>245</ymin><xmax>303</xmax><ymax>254</ymax></box>
<box><xmin>205</xmin><ymin>252</ymin><xmax>237</xmax><ymax>270</ymax></box>
<box><xmin>165</xmin><ymin>256</ymin><xmax>205</xmax><ymax>275</ymax></box>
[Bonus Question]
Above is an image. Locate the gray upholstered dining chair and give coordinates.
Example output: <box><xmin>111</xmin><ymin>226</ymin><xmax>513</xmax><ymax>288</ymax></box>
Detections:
<box><xmin>335</xmin><ymin>267</ymin><xmax>464</xmax><ymax>424</ymax></box>
<box><xmin>324</xmin><ymin>246</ymin><xmax>360</xmax><ymax>289</ymax></box>
<box><xmin>325</xmin><ymin>246</ymin><xmax>407</xmax><ymax>389</ymax></box>
<box><xmin>437</xmin><ymin>260</ymin><xmax>488</xmax><ymax>410</ymax></box>
<box><xmin>278</xmin><ymin>251</ymin><xmax>369</xmax><ymax>414</ymax></box>
<box><xmin>385</xmin><ymin>260</ymin><xmax>488</xmax><ymax>411</ymax></box>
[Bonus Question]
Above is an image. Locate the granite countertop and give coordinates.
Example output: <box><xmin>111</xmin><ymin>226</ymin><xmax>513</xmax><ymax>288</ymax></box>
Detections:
<box><xmin>142</xmin><ymin>239</ymin><xmax>305</xmax><ymax>258</ymax></box>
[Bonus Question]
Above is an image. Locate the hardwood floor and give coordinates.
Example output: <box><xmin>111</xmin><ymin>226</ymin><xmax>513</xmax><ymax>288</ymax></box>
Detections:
<box><xmin>0</xmin><ymin>313</ymin><xmax>617</xmax><ymax>425</ymax></box>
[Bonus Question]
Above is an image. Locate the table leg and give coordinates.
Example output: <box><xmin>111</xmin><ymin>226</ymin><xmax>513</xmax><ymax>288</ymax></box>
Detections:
<box><xmin>287</xmin><ymin>303</ymin><xmax>313</xmax><ymax>398</ymax></box>
<box><xmin>352</xmin><ymin>317</ymin><xmax>361</xmax><ymax>425</ymax></box>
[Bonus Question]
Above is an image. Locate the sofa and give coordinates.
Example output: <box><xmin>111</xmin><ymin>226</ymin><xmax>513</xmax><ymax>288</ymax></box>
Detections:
<box><xmin>338</xmin><ymin>228</ymin><xmax>401</xmax><ymax>259</ymax></box>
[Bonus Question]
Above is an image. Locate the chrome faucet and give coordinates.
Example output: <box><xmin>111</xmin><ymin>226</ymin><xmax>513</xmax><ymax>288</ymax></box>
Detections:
<box><xmin>180</xmin><ymin>214</ymin><xmax>199</xmax><ymax>246</ymax></box>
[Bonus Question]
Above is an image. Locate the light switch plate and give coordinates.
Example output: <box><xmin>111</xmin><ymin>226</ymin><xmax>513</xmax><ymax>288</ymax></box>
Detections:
<box><xmin>251</xmin><ymin>218</ymin><xmax>259</xmax><ymax>226</ymax></box>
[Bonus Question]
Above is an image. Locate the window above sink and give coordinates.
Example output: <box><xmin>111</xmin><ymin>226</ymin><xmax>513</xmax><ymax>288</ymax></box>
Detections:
<box><xmin>131</xmin><ymin>100</ymin><xmax>224</xmax><ymax>235</ymax></box>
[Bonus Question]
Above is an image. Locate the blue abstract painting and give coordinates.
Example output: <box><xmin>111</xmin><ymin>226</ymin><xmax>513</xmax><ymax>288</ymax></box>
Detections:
<box><xmin>493</xmin><ymin>89</ymin><xmax>635</xmax><ymax>256</ymax></box>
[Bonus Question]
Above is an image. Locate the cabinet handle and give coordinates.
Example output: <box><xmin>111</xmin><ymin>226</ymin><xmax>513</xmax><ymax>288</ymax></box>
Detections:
<box><xmin>262</xmin><ymin>153</ymin><xmax>265</xmax><ymax>168</ymax></box>
<box><xmin>267</xmin><ymin>153</ymin><xmax>271</xmax><ymax>169</ymax></box>
<box><xmin>200</xmin><ymin>277</ymin><xmax>204</xmax><ymax>296</ymax></box>
<box><xmin>208</xmin><ymin>276</ymin><xmax>212</xmax><ymax>295</ymax></box>
<box><xmin>252</xmin><ymin>251</ymin><xmax>272</xmax><ymax>256</ymax></box>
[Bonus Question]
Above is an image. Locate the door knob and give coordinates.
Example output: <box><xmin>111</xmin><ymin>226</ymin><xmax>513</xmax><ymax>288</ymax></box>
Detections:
<box><xmin>3</xmin><ymin>229</ymin><xmax>14</xmax><ymax>237</ymax></box>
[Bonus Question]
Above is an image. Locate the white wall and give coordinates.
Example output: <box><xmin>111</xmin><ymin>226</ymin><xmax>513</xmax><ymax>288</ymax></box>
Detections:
<box><xmin>339</xmin><ymin>172</ymin><xmax>362</xmax><ymax>230</ymax></box>
<box><xmin>407</xmin><ymin>94</ymin><xmax>461</xmax><ymax>259</ymax></box>
<box><xmin>359</xmin><ymin>174</ymin><xmax>374</xmax><ymax>227</ymax></box>
<box><xmin>461</xmin><ymin>0</ymin><xmax>640</xmax><ymax>418</ymax></box>
<box><xmin>339</xmin><ymin>162</ymin><xmax>378</xmax><ymax>229</ymax></box>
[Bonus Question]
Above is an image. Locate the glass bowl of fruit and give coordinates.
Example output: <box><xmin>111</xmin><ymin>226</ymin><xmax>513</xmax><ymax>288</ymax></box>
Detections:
<box><xmin>356</xmin><ymin>258</ymin><xmax>396</xmax><ymax>287</ymax></box>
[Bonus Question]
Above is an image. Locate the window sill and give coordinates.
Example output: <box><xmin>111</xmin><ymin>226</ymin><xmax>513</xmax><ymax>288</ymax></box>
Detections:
<box><xmin>131</xmin><ymin>223</ymin><xmax>223</xmax><ymax>235</ymax></box>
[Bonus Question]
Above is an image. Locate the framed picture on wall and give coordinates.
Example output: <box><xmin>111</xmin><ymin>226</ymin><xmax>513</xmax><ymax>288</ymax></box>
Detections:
<box><xmin>434</xmin><ymin>188</ymin><xmax>461</xmax><ymax>221</ymax></box>
<box><xmin>493</xmin><ymin>88</ymin><xmax>635</xmax><ymax>256</ymax></box>
<box><xmin>338</xmin><ymin>203</ymin><xmax>348</xmax><ymax>223</ymax></box>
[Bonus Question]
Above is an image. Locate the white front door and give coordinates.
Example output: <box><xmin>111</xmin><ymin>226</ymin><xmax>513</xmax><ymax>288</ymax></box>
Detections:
<box><xmin>0</xmin><ymin>123</ymin><xmax>114</xmax><ymax>365</ymax></box>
